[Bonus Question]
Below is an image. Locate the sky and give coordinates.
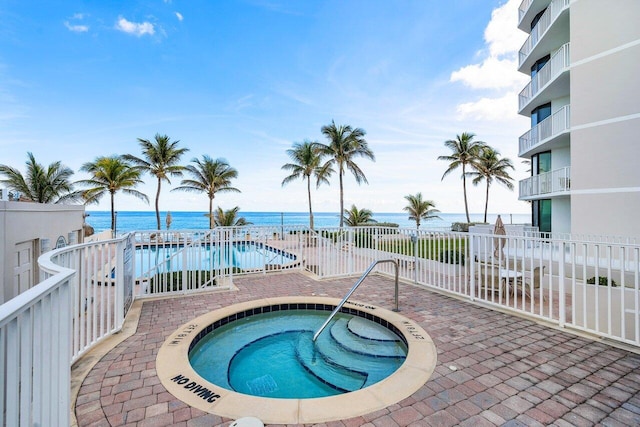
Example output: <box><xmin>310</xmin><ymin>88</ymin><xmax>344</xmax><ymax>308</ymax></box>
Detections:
<box><xmin>0</xmin><ymin>0</ymin><xmax>531</xmax><ymax>215</ymax></box>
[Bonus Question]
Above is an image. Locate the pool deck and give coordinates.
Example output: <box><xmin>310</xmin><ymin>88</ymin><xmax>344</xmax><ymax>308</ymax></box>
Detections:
<box><xmin>74</xmin><ymin>272</ymin><xmax>640</xmax><ymax>426</ymax></box>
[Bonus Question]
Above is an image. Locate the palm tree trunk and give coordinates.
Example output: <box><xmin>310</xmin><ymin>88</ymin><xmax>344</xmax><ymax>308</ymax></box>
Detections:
<box><xmin>110</xmin><ymin>191</ymin><xmax>116</xmax><ymax>235</ymax></box>
<box><xmin>339</xmin><ymin>169</ymin><xmax>344</xmax><ymax>228</ymax></box>
<box><xmin>462</xmin><ymin>163</ymin><xmax>470</xmax><ymax>223</ymax></box>
<box><xmin>208</xmin><ymin>196</ymin><xmax>214</xmax><ymax>229</ymax></box>
<box><xmin>484</xmin><ymin>181</ymin><xmax>490</xmax><ymax>223</ymax></box>
<box><xmin>155</xmin><ymin>178</ymin><xmax>162</xmax><ymax>230</ymax></box>
<box><xmin>307</xmin><ymin>178</ymin><xmax>314</xmax><ymax>230</ymax></box>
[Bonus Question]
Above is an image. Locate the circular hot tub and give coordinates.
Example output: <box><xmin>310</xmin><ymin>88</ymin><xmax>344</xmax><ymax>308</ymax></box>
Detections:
<box><xmin>157</xmin><ymin>297</ymin><xmax>436</xmax><ymax>424</ymax></box>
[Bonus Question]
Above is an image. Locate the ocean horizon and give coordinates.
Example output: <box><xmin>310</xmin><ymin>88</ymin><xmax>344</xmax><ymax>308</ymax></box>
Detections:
<box><xmin>85</xmin><ymin>210</ymin><xmax>531</xmax><ymax>233</ymax></box>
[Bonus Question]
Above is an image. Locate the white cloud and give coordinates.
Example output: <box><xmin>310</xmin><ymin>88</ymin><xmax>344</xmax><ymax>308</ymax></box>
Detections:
<box><xmin>451</xmin><ymin>56</ymin><xmax>526</xmax><ymax>90</ymax></box>
<box><xmin>175</xmin><ymin>12</ymin><xmax>184</xmax><ymax>21</ymax></box>
<box><xmin>450</xmin><ymin>0</ymin><xmax>528</xmax><ymax>121</ymax></box>
<box><xmin>65</xmin><ymin>13</ymin><xmax>89</xmax><ymax>33</ymax></box>
<box><xmin>115</xmin><ymin>17</ymin><xmax>155</xmax><ymax>36</ymax></box>
<box><xmin>64</xmin><ymin>21</ymin><xmax>89</xmax><ymax>33</ymax></box>
<box><xmin>456</xmin><ymin>91</ymin><xmax>520</xmax><ymax>121</ymax></box>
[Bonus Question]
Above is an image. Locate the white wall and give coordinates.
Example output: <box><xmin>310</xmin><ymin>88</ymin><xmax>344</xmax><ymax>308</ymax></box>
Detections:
<box><xmin>0</xmin><ymin>201</ymin><xmax>85</xmax><ymax>304</ymax></box>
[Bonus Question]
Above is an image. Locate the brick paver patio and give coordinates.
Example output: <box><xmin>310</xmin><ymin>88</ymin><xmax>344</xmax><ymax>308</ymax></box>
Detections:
<box><xmin>74</xmin><ymin>272</ymin><xmax>640</xmax><ymax>426</ymax></box>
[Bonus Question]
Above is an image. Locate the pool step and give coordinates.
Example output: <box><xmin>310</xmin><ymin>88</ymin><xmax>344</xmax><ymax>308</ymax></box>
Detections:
<box><xmin>330</xmin><ymin>318</ymin><xmax>406</xmax><ymax>358</ymax></box>
<box><xmin>312</xmin><ymin>319</ymin><xmax>406</xmax><ymax>386</ymax></box>
<box><xmin>295</xmin><ymin>333</ymin><xmax>367</xmax><ymax>392</ymax></box>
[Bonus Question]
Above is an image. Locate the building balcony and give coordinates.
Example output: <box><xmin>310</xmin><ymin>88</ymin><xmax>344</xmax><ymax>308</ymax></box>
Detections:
<box><xmin>518</xmin><ymin>0</ymin><xmax>570</xmax><ymax>73</ymax></box>
<box><xmin>519</xmin><ymin>43</ymin><xmax>570</xmax><ymax>116</ymax></box>
<box><xmin>519</xmin><ymin>104</ymin><xmax>570</xmax><ymax>157</ymax></box>
<box><xmin>519</xmin><ymin>166</ymin><xmax>571</xmax><ymax>200</ymax></box>
<box><xmin>518</xmin><ymin>0</ymin><xmax>549</xmax><ymax>32</ymax></box>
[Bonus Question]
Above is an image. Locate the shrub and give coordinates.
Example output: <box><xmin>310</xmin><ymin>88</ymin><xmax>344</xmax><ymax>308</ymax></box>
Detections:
<box><xmin>587</xmin><ymin>276</ymin><xmax>618</xmax><ymax>287</ymax></box>
<box><xmin>450</xmin><ymin>222</ymin><xmax>485</xmax><ymax>232</ymax></box>
<box><xmin>439</xmin><ymin>249</ymin><xmax>465</xmax><ymax>265</ymax></box>
<box><xmin>149</xmin><ymin>269</ymin><xmax>241</xmax><ymax>293</ymax></box>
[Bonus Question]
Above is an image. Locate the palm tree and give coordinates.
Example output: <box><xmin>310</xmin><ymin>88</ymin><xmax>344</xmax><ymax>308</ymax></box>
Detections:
<box><xmin>403</xmin><ymin>193</ymin><xmax>441</xmax><ymax>229</ymax></box>
<box><xmin>78</xmin><ymin>156</ymin><xmax>149</xmax><ymax>231</ymax></box>
<box><xmin>343</xmin><ymin>205</ymin><xmax>376</xmax><ymax>227</ymax></box>
<box><xmin>123</xmin><ymin>134</ymin><xmax>189</xmax><ymax>230</ymax></box>
<box><xmin>213</xmin><ymin>206</ymin><xmax>252</xmax><ymax>227</ymax></box>
<box><xmin>470</xmin><ymin>147</ymin><xmax>515</xmax><ymax>223</ymax></box>
<box><xmin>0</xmin><ymin>152</ymin><xmax>82</xmax><ymax>203</ymax></box>
<box><xmin>172</xmin><ymin>156</ymin><xmax>240</xmax><ymax>229</ymax></box>
<box><xmin>318</xmin><ymin>120</ymin><xmax>375</xmax><ymax>227</ymax></box>
<box><xmin>281</xmin><ymin>141</ymin><xmax>331</xmax><ymax>230</ymax></box>
<box><xmin>438</xmin><ymin>132</ymin><xmax>485</xmax><ymax>223</ymax></box>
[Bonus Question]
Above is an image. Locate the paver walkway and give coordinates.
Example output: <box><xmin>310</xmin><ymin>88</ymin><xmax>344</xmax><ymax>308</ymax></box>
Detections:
<box><xmin>74</xmin><ymin>272</ymin><xmax>640</xmax><ymax>426</ymax></box>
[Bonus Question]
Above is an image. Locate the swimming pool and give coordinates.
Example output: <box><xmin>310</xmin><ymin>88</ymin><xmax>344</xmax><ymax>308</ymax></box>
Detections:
<box><xmin>189</xmin><ymin>309</ymin><xmax>407</xmax><ymax>398</ymax></box>
<box><xmin>136</xmin><ymin>241</ymin><xmax>297</xmax><ymax>276</ymax></box>
<box><xmin>157</xmin><ymin>297</ymin><xmax>436</xmax><ymax>424</ymax></box>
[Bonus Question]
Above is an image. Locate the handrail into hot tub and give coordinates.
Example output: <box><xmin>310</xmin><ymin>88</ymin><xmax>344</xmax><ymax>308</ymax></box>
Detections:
<box><xmin>312</xmin><ymin>258</ymin><xmax>399</xmax><ymax>342</ymax></box>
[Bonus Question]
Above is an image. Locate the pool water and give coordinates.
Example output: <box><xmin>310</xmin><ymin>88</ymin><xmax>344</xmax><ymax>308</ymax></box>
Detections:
<box><xmin>136</xmin><ymin>241</ymin><xmax>296</xmax><ymax>275</ymax></box>
<box><xmin>189</xmin><ymin>310</ymin><xmax>407</xmax><ymax>399</ymax></box>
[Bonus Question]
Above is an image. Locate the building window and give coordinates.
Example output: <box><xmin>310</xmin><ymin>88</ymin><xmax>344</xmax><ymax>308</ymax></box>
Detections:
<box><xmin>531</xmin><ymin>151</ymin><xmax>551</xmax><ymax>177</ymax></box>
<box><xmin>532</xmin><ymin>199</ymin><xmax>552</xmax><ymax>234</ymax></box>
<box><xmin>531</xmin><ymin>103</ymin><xmax>551</xmax><ymax>127</ymax></box>
<box><xmin>531</xmin><ymin>8</ymin><xmax>547</xmax><ymax>30</ymax></box>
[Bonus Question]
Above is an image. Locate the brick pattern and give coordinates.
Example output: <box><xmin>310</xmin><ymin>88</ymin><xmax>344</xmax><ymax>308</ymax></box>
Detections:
<box><xmin>75</xmin><ymin>273</ymin><xmax>640</xmax><ymax>426</ymax></box>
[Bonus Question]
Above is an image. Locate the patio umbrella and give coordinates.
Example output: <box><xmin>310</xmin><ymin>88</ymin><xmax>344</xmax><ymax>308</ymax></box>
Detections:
<box><xmin>493</xmin><ymin>215</ymin><xmax>506</xmax><ymax>260</ymax></box>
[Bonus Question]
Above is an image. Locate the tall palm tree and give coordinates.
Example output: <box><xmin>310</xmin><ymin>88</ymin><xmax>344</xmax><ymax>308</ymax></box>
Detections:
<box><xmin>403</xmin><ymin>193</ymin><xmax>441</xmax><ymax>229</ymax></box>
<box><xmin>438</xmin><ymin>132</ymin><xmax>485</xmax><ymax>223</ymax></box>
<box><xmin>0</xmin><ymin>152</ymin><xmax>81</xmax><ymax>203</ymax></box>
<box><xmin>123</xmin><ymin>134</ymin><xmax>189</xmax><ymax>230</ymax></box>
<box><xmin>78</xmin><ymin>156</ymin><xmax>149</xmax><ymax>231</ymax></box>
<box><xmin>343</xmin><ymin>205</ymin><xmax>376</xmax><ymax>227</ymax></box>
<box><xmin>213</xmin><ymin>206</ymin><xmax>252</xmax><ymax>227</ymax></box>
<box><xmin>470</xmin><ymin>147</ymin><xmax>515</xmax><ymax>223</ymax></box>
<box><xmin>172</xmin><ymin>156</ymin><xmax>240</xmax><ymax>229</ymax></box>
<box><xmin>318</xmin><ymin>120</ymin><xmax>375</xmax><ymax>227</ymax></box>
<box><xmin>281</xmin><ymin>140</ymin><xmax>332</xmax><ymax>230</ymax></box>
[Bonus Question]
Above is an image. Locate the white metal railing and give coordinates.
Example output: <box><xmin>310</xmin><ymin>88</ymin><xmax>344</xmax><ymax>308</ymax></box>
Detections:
<box><xmin>519</xmin><ymin>43</ymin><xmax>570</xmax><ymax>111</ymax></box>
<box><xmin>519</xmin><ymin>166</ymin><xmax>571</xmax><ymax>198</ymax></box>
<box><xmin>519</xmin><ymin>0</ymin><xmax>570</xmax><ymax>68</ymax></box>
<box><xmin>519</xmin><ymin>104</ymin><xmax>571</xmax><ymax>155</ymax></box>
<box><xmin>2</xmin><ymin>224</ymin><xmax>640</xmax><ymax>425</ymax></box>
<box><xmin>518</xmin><ymin>0</ymin><xmax>535</xmax><ymax>26</ymax></box>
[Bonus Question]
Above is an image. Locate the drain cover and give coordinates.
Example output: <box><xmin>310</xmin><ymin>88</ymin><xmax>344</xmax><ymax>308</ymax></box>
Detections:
<box><xmin>246</xmin><ymin>374</ymin><xmax>278</xmax><ymax>395</ymax></box>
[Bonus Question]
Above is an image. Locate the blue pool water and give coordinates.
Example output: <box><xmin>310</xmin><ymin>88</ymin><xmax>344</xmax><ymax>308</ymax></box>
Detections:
<box><xmin>189</xmin><ymin>309</ymin><xmax>407</xmax><ymax>399</ymax></box>
<box><xmin>136</xmin><ymin>241</ymin><xmax>296</xmax><ymax>275</ymax></box>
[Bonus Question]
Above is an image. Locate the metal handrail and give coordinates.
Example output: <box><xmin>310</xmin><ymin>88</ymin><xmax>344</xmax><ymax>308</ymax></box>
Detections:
<box><xmin>312</xmin><ymin>259</ymin><xmax>399</xmax><ymax>342</ymax></box>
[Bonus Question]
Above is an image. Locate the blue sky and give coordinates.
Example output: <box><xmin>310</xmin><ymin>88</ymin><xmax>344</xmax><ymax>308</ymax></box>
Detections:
<box><xmin>0</xmin><ymin>0</ymin><xmax>531</xmax><ymax>215</ymax></box>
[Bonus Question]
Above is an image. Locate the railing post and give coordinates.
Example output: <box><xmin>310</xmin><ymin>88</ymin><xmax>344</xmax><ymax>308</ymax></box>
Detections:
<box><xmin>470</xmin><ymin>232</ymin><xmax>476</xmax><ymax>301</ymax></box>
<box><xmin>559</xmin><ymin>240</ymin><xmax>566</xmax><ymax>327</ymax></box>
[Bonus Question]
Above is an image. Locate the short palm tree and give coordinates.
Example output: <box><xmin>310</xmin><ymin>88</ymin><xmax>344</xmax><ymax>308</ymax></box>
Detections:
<box><xmin>0</xmin><ymin>152</ymin><xmax>81</xmax><ymax>203</ymax></box>
<box><xmin>281</xmin><ymin>140</ymin><xmax>331</xmax><ymax>230</ymax></box>
<box><xmin>172</xmin><ymin>156</ymin><xmax>240</xmax><ymax>229</ymax></box>
<box><xmin>123</xmin><ymin>134</ymin><xmax>189</xmax><ymax>230</ymax></box>
<box><xmin>78</xmin><ymin>156</ymin><xmax>149</xmax><ymax>231</ymax></box>
<box><xmin>343</xmin><ymin>205</ymin><xmax>376</xmax><ymax>227</ymax></box>
<box><xmin>438</xmin><ymin>132</ymin><xmax>485</xmax><ymax>223</ymax></box>
<box><xmin>318</xmin><ymin>121</ymin><xmax>375</xmax><ymax>227</ymax></box>
<box><xmin>403</xmin><ymin>193</ymin><xmax>441</xmax><ymax>229</ymax></box>
<box><xmin>470</xmin><ymin>147</ymin><xmax>515</xmax><ymax>223</ymax></box>
<box><xmin>213</xmin><ymin>206</ymin><xmax>252</xmax><ymax>227</ymax></box>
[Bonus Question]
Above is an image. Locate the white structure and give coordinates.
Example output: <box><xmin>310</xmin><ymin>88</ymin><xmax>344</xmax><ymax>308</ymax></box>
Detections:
<box><xmin>517</xmin><ymin>0</ymin><xmax>640</xmax><ymax>239</ymax></box>
<box><xmin>0</xmin><ymin>201</ymin><xmax>84</xmax><ymax>304</ymax></box>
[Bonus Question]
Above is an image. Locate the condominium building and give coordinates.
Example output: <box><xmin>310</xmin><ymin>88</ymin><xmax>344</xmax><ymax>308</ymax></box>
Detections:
<box><xmin>516</xmin><ymin>0</ymin><xmax>640</xmax><ymax>239</ymax></box>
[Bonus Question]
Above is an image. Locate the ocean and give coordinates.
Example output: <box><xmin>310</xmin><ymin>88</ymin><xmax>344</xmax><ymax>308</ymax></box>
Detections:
<box><xmin>85</xmin><ymin>211</ymin><xmax>531</xmax><ymax>233</ymax></box>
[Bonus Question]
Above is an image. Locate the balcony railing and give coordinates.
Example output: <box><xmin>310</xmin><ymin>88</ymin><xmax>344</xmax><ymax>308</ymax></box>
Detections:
<box><xmin>519</xmin><ymin>166</ymin><xmax>571</xmax><ymax>198</ymax></box>
<box><xmin>518</xmin><ymin>0</ymin><xmax>535</xmax><ymax>26</ymax></box>
<box><xmin>519</xmin><ymin>104</ymin><xmax>570</xmax><ymax>155</ymax></box>
<box><xmin>519</xmin><ymin>42</ymin><xmax>570</xmax><ymax>111</ymax></box>
<box><xmin>519</xmin><ymin>0</ymin><xmax>570</xmax><ymax>68</ymax></box>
